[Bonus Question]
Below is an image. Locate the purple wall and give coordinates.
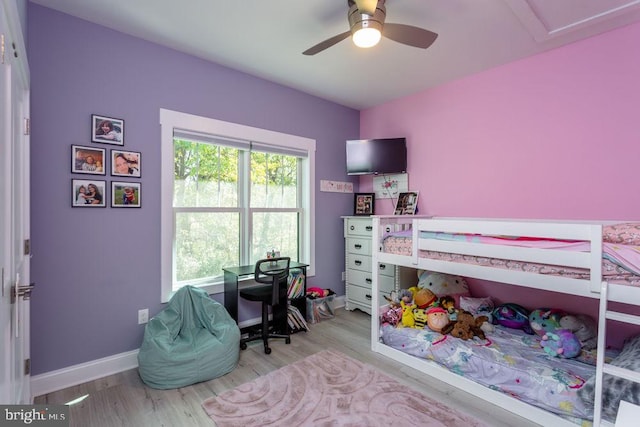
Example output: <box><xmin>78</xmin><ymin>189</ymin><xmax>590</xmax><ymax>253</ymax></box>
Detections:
<box><xmin>28</xmin><ymin>4</ymin><xmax>359</xmax><ymax>375</ymax></box>
<box><xmin>359</xmin><ymin>21</ymin><xmax>640</xmax><ymax>346</ymax></box>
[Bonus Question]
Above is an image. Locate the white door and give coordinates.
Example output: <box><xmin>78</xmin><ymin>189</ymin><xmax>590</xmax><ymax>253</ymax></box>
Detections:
<box><xmin>0</xmin><ymin>0</ymin><xmax>31</xmax><ymax>404</ymax></box>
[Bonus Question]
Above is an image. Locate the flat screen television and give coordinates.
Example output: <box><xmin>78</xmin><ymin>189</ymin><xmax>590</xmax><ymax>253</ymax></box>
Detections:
<box><xmin>346</xmin><ymin>137</ymin><xmax>407</xmax><ymax>175</ymax></box>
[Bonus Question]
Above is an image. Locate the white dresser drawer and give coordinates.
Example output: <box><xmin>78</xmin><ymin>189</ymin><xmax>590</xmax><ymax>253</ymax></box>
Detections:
<box><xmin>346</xmin><ymin>284</ymin><xmax>373</xmax><ymax>306</ymax></box>
<box><xmin>347</xmin><ymin>269</ymin><xmax>372</xmax><ymax>288</ymax></box>
<box><xmin>377</xmin><ymin>262</ymin><xmax>395</xmax><ymax>278</ymax></box>
<box><xmin>379</xmin><ymin>274</ymin><xmax>394</xmax><ymax>294</ymax></box>
<box><xmin>347</xmin><ymin>253</ymin><xmax>372</xmax><ymax>272</ymax></box>
<box><xmin>344</xmin><ymin>218</ymin><xmax>374</xmax><ymax>237</ymax></box>
<box><xmin>346</xmin><ymin>237</ymin><xmax>371</xmax><ymax>255</ymax></box>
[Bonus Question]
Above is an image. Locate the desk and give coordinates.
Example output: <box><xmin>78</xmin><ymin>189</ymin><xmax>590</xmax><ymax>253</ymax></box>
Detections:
<box><xmin>223</xmin><ymin>261</ymin><xmax>308</xmax><ymax>324</ymax></box>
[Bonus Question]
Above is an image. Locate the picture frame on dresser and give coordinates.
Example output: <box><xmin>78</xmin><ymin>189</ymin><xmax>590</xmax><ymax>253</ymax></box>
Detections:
<box><xmin>354</xmin><ymin>193</ymin><xmax>374</xmax><ymax>216</ymax></box>
<box><xmin>394</xmin><ymin>191</ymin><xmax>419</xmax><ymax>215</ymax></box>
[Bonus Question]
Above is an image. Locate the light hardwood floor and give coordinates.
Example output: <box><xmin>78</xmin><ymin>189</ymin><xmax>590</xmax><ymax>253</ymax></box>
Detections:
<box><xmin>35</xmin><ymin>308</ymin><xmax>540</xmax><ymax>426</ymax></box>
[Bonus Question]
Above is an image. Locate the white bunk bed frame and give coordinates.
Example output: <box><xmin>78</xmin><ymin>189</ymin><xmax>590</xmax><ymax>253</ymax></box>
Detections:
<box><xmin>370</xmin><ymin>215</ymin><xmax>640</xmax><ymax>427</ymax></box>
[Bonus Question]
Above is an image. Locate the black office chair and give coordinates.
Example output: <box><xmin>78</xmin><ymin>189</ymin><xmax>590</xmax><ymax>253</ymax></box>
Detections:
<box><xmin>239</xmin><ymin>257</ymin><xmax>291</xmax><ymax>354</ymax></box>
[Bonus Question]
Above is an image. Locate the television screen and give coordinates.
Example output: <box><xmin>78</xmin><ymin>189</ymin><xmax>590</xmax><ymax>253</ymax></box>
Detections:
<box><xmin>346</xmin><ymin>138</ymin><xmax>407</xmax><ymax>175</ymax></box>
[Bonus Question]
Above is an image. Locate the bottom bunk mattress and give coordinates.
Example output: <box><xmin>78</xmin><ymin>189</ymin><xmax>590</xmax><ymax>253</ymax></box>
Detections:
<box><xmin>380</xmin><ymin>323</ymin><xmax>597</xmax><ymax>422</ymax></box>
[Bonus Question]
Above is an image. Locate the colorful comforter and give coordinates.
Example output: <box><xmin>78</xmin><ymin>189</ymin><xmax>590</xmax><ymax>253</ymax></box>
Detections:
<box><xmin>380</xmin><ymin>324</ymin><xmax>595</xmax><ymax>421</ymax></box>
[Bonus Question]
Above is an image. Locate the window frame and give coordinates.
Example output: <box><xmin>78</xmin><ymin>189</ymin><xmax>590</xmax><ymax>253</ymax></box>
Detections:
<box><xmin>160</xmin><ymin>109</ymin><xmax>316</xmax><ymax>302</ymax></box>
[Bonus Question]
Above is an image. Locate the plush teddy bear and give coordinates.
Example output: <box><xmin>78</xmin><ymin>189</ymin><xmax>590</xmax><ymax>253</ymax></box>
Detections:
<box><xmin>540</xmin><ymin>329</ymin><xmax>582</xmax><ymax>358</ymax></box>
<box><xmin>559</xmin><ymin>314</ymin><xmax>598</xmax><ymax>350</ymax></box>
<box><xmin>441</xmin><ymin>310</ymin><xmax>488</xmax><ymax>340</ymax></box>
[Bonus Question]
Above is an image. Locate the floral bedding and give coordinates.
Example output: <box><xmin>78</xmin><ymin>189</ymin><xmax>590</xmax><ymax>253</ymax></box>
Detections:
<box><xmin>380</xmin><ymin>324</ymin><xmax>595</xmax><ymax>421</ymax></box>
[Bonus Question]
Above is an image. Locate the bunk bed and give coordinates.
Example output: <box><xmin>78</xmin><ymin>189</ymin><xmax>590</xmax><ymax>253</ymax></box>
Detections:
<box><xmin>370</xmin><ymin>215</ymin><xmax>640</xmax><ymax>426</ymax></box>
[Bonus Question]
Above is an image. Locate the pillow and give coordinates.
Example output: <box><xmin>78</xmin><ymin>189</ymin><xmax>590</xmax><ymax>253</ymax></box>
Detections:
<box><xmin>602</xmin><ymin>223</ymin><xmax>640</xmax><ymax>245</ymax></box>
<box><xmin>577</xmin><ymin>334</ymin><xmax>640</xmax><ymax>422</ymax></box>
<box><xmin>460</xmin><ymin>296</ymin><xmax>494</xmax><ymax>320</ymax></box>
<box><xmin>417</xmin><ymin>271</ymin><xmax>469</xmax><ymax>306</ymax></box>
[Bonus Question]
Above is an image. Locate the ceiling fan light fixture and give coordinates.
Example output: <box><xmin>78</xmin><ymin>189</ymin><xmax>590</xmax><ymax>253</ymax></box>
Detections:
<box><xmin>352</xmin><ymin>27</ymin><xmax>381</xmax><ymax>48</ymax></box>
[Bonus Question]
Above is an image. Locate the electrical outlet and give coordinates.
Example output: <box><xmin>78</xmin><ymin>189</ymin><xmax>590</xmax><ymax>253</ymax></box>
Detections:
<box><xmin>342</xmin><ymin>271</ymin><xmax>346</xmax><ymax>281</ymax></box>
<box><xmin>138</xmin><ymin>308</ymin><xmax>149</xmax><ymax>324</ymax></box>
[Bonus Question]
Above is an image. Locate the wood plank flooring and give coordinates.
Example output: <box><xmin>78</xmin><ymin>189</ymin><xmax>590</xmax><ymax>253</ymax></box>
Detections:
<box><xmin>35</xmin><ymin>308</ymin><xmax>540</xmax><ymax>426</ymax></box>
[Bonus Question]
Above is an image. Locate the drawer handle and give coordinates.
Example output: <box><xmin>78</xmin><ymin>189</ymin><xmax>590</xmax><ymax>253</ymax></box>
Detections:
<box><xmin>354</xmin><ymin>244</ymin><xmax>362</xmax><ymax>249</ymax></box>
<box><xmin>379</xmin><ymin>264</ymin><xmax>386</xmax><ymax>270</ymax></box>
<box><xmin>354</xmin><ymin>260</ymin><xmax>362</xmax><ymax>266</ymax></box>
<box><xmin>365</xmin><ymin>294</ymin><xmax>372</xmax><ymax>300</ymax></box>
<box><xmin>365</xmin><ymin>278</ymin><xmax>372</xmax><ymax>284</ymax></box>
<box><xmin>350</xmin><ymin>225</ymin><xmax>355</xmax><ymax>230</ymax></box>
<box><xmin>366</xmin><ymin>226</ymin><xmax>373</xmax><ymax>231</ymax></box>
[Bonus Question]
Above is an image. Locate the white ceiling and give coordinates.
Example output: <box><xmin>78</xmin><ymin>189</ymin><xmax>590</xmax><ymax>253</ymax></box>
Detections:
<box><xmin>29</xmin><ymin>0</ymin><xmax>640</xmax><ymax>110</ymax></box>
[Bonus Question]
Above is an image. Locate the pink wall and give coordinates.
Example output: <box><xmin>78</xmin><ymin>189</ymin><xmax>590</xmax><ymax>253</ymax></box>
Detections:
<box><xmin>360</xmin><ymin>22</ymin><xmax>640</xmax><ymax>347</ymax></box>
<box><xmin>360</xmin><ymin>21</ymin><xmax>640</xmax><ymax>220</ymax></box>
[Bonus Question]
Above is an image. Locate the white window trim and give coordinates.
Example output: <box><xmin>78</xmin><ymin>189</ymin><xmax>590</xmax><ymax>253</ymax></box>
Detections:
<box><xmin>160</xmin><ymin>109</ymin><xmax>316</xmax><ymax>302</ymax></box>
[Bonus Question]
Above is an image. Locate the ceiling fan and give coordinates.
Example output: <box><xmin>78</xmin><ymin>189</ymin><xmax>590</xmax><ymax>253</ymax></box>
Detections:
<box><xmin>303</xmin><ymin>0</ymin><xmax>438</xmax><ymax>55</ymax></box>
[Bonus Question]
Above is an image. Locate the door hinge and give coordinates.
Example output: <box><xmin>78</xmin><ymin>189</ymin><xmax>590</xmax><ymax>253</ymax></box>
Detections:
<box><xmin>24</xmin><ymin>118</ymin><xmax>30</xmax><ymax>136</ymax></box>
<box><xmin>24</xmin><ymin>359</ymin><xmax>30</xmax><ymax>375</ymax></box>
<box><xmin>24</xmin><ymin>239</ymin><xmax>30</xmax><ymax>255</ymax></box>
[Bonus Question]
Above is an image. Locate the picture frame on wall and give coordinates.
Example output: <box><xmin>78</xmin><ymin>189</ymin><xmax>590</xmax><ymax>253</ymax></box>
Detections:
<box><xmin>91</xmin><ymin>114</ymin><xmax>124</xmax><ymax>145</ymax></box>
<box><xmin>72</xmin><ymin>179</ymin><xmax>106</xmax><ymax>207</ymax></box>
<box><xmin>111</xmin><ymin>181</ymin><xmax>141</xmax><ymax>208</ymax></box>
<box><xmin>394</xmin><ymin>191</ymin><xmax>419</xmax><ymax>215</ymax></box>
<box><xmin>71</xmin><ymin>145</ymin><xmax>106</xmax><ymax>175</ymax></box>
<box><xmin>111</xmin><ymin>149</ymin><xmax>141</xmax><ymax>177</ymax></box>
<box><xmin>354</xmin><ymin>193</ymin><xmax>375</xmax><ymax>216</ymax></box>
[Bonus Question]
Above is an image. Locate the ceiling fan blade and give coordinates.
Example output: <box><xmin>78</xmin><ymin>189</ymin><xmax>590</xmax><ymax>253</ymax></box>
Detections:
<box><xmin>383</xmin><ymin>23</ymin><xmax>438</xmax><ymax>49</ymax></box>
<box><xmin>353</xmin><ymin>0</ymin><xmax>378</xmax><ymax>16</ymax></box>
<box><xmin>302</xmin><ymin>31</ymin><xmax>351</xmax><ymax>55</ymax></box>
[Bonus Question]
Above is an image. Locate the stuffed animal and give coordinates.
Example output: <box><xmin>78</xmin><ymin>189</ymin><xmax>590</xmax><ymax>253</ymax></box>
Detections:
<box><xmin>306</xmin><ymin>287</ymin><xmax>332</xmax><ymax>298</ymax></box>
<box><xmin>400</xmin><ymin>300</ymin><xmax>416</xmax><ymax>328</ymax></box>
<box><xmin>414</xmin><ymin>288</ymin><xmax>437</xmax><ymax>309</ymax></box>
<box><xmin>439</xmin><ymin>296</ymin><xmax>457</xmax><ymax>315</ymax></box>
<box><xmin>529</xmin><ymin>308</ymin><xmax>566</xmax><ymax>337</ymax></box>
<box><xmin>540</xmin><ymin>329</ymin><xmax>581</xmax><ymax>358</ymax></box>
<box><xmin>413</xmin><ymin>308</ymin><xmax>429</xmax><ymax>329</ymax></box>
<box><xmin>425</xmin><ymin>306</ymin><xmax>449</xmax><ymax>332</ymax></box>
<box><xmin>441</xmin><ymin>310</ymin><xmax>488</xmax><ymax>340</ymax></box>
<box><xmin>380</xmin><ymin>305</ymin><xmax>402</xmax><ymax>326</ymax></box>
<box><xmin>417</xmin><ymin>271</ymin><xmax>469</xmax><ymax>306</ymax></box>
<box><xmin>492</xmin><ymin>303</ymin><xmax>534</xmax><ymax>334</ymax></box>
<box><xmin>559</xmin><ymin>314</ymin><xmax>598</xmax><ymax>350</ymax></box>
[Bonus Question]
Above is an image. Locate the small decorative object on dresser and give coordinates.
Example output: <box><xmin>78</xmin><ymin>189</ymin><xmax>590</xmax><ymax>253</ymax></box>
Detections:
<box><xmin>394</xmin><ymin>191</ymin><xmax>419</xmax><ymax>215</ymax></box>
<box><xmin>354</xmin><ymin>193</ymin><xmax>374</xmax><ymax>216</ymax></box>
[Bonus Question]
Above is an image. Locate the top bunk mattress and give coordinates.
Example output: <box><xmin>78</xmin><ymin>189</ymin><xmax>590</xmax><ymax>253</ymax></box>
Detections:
<box><xmin>381</xmin><ymin>226</ymin><xmax>640</xmax><ymax>288</ymax></box>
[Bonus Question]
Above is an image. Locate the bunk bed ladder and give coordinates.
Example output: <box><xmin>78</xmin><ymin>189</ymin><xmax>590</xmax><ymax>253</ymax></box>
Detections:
<box><xmin>593</xmin><ymin>281</ymin><xmax>640</xmax><ymax>426</ymax></box>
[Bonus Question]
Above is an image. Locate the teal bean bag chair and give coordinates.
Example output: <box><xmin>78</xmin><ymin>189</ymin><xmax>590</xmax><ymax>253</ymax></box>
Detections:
<box><xmin>138</xmin><ymin>285</ymin><xmax>240</xmax><ymax>389</ymax></box>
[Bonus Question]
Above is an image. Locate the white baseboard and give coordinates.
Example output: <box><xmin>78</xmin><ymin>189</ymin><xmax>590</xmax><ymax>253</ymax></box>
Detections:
<box><xmin>30</xmin><ymin>295</ymin><xmax>347</xmax><ymax>398</ymax></box>
<box><xmin>30</xmin><ymin>349</ymin><xmax>139</xmax><ymax>399</ymax></box>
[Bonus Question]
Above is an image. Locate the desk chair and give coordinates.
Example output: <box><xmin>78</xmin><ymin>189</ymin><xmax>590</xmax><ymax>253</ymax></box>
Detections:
<box><xmin>239</xmin><ymin>257</ymin><xmax>291</xmax><ymax>354</ymax></box>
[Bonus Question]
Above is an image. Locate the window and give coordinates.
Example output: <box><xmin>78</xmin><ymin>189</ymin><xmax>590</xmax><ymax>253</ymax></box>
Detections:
<box><xmin>160</xmin><ymin>109</ymin><xmax>315</xmax><ymax>302</ymax></box>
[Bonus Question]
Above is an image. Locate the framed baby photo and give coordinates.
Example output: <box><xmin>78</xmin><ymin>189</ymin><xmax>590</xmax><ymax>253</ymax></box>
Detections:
<box><xmin>394</xmin><ymin>191</ymin><xmax>419</xmax><ymax>215</ymax></box>
<box><xmin>71</xmin><ymin>145</ymin><xmax>106</xmax><ymax>175</ymax></box>
<box><xmin>72</xmin><ymin>179</ymin><xmax>106</xmax><ymax>207</ymax></box>
<box><xmin>91</xmin><ymin>114</ymin><xmax>124</xmax><ymax>145</ymax></box>
<box><xmin>111</xmin><ymin>181</ymin><xmax>141</xmax><ymax>208</ymax></box>
<box><xmin>111</xmin><ymin>149</ymin><xmax>141</xmax><ymax>177</ymax></box>
<box><xmin>354</xmin><ymin>193</ymin><xmax>375</xmax><ymax>216</ymax></box>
